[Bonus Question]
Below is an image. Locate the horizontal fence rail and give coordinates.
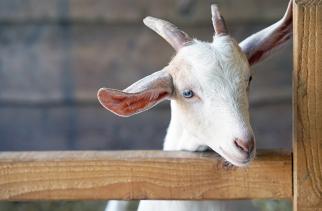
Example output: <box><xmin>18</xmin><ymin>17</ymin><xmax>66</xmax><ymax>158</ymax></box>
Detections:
<box><xmin>0</xmin><ymin>150</ymin><xmax>292</xmax><ymax>201</ymax></box>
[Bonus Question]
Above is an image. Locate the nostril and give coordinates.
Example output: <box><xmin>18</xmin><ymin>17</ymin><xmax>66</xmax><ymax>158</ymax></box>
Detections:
<box><xmin>234</xmin><ymin>139</ymin><xmax>248</xmax><ymax>152</ymax></box>
<box><xmin>234</xmin><ymin>137</ymin><xmax>254</xmax><ymax>154</ymax></box>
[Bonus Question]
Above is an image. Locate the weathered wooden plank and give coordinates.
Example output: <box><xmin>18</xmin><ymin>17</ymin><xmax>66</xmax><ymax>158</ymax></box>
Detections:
<box><xmin>0</xmin><ymin>0</ymin><xmax>290</xmax><ymax>24</ymax></box>
<box><xmin>0</xmin><ymin>24</ymin><xmax>292</xmax><ymax>103</ymax></box>
<box><xmin>0</xmin><ymin>103</ymin><xmax>292</xmax><ymax>151</ymax></box>
<box><xmin>293</xmin><ymin>0</ymin><xmax>322</xmax><ymax>210</ymax></box>
<box><xmin>0</xmin><ymin>150</ymin><xmax>292</xmax><ymax>200</ymax></box>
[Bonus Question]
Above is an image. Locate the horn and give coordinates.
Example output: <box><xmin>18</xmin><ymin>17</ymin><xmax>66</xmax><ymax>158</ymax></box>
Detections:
<box><xmin>211</xmin><ymin>4</ymin><xmax>228</xmax><ymax>36</ymax></box>
<box><xmin>143</xmin><ymin>16</ymin><xmax>193</xmax><ymax>51</ymax></box>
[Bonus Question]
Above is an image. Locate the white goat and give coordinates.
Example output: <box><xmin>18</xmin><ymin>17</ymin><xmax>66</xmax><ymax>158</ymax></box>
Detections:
<box><xmin>99</xmin><ymin>1</ymin><xmax>292</xmax><ymax>211</ymax></box>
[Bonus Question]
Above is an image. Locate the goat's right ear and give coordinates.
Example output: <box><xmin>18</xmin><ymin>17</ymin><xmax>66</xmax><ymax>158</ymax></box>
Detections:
<box><xmin>97</xmin><ymin>70</ymin><xmax>173</xmax><ymax>117</ymax></box>
<box><xmin>239</xmin><ymin>0</ymin><xmax>292</xmax><ymax>66</ymax></box>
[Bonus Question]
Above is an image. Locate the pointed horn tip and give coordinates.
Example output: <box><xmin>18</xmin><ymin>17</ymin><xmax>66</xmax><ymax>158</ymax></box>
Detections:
<box><xmin>211</xmin><ymin>4</ymin><xmax>220</xmax><ymax>14</ymax></box>
<box><xmin>143</xmin><ymin>16</ymin><xmax>157</xmax><ymax>26</ymax></box>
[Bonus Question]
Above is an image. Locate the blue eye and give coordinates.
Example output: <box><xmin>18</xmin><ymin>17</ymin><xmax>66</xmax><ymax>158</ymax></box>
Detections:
<box><xmin>182</xmin><ymin>89</ymin><xmax>194</xmax><ymax>98</ymax></box>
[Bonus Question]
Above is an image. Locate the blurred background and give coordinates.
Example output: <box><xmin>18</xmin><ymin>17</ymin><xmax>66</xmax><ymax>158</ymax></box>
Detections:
<box><xmin>0</xmin><ymin>0</ymin><xmax>292</xmax><ymax>210</ymax></box>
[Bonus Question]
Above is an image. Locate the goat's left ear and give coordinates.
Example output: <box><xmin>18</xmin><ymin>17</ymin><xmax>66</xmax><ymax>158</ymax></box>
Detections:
<box><xmin>97</xmin><ymin>70</ymin><xmax>173</xmax><ymax>117</ymax></box>
<box><xmin>239</xmin><ymin>0</ymin><xmax>292</xmax><ymax>66</ymax></box>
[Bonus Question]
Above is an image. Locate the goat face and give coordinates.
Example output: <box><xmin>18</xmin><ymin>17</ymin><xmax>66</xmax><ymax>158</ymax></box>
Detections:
<box><xmin>168</xmin><ymin>37</ymin><xmax>254</xmax><ymax>166</ymax></box>
<box><xmin>97</xmin><ymin>2</ymin><xmax>292</xmax><ymax>166</ymax></box>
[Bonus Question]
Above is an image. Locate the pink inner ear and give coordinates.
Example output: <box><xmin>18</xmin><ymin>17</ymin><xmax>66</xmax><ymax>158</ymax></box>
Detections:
<box><xmin>97</xmin><ymin>88</ymin><xmax>169</xmax><ymax>117</ymax></box>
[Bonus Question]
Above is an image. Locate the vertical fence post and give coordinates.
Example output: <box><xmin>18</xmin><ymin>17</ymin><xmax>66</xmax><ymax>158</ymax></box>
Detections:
<box><xmin>293</xmin><ymin>0</ymin><xmax>322</xmax><ymax>210</ymax></box>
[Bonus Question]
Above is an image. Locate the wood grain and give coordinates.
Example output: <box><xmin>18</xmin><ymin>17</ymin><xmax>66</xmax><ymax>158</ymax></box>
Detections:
<box><xmin>0</xmin><ymin>150</ymin><xmax>292</xmax><ymax>201</ymax></box>
<box><xmin>293</xmin><ymin>0</ymin><xmax>322</xmax><ymax>210</ymax></box>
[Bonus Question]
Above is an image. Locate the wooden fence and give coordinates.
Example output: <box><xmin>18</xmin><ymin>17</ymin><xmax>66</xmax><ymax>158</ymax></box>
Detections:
<box><xmin>0</xmin><ymin>1</ymin><xmax>321</xmax><ymax>210</ymax></box>
<box><xmin>0</xmin><ymin>150</ymin><xmax>291</xmax><ymax>200</ymax></box>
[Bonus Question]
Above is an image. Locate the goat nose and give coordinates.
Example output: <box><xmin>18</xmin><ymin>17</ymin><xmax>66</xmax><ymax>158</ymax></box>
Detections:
<box><xmin>234</xmin><ymin>137</ymin><xmax>254</xmax><ymax>154</ymax></box>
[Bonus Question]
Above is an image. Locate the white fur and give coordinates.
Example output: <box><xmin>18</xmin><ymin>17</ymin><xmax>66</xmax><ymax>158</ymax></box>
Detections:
<box><xmin>104</xmin><ymin>1</ymin><xmax>293</xmax><ymax>208</ymax></box>
<box><xmin>106</xmin><ymin>36</ymin><xmax>256</xmax><ymax>211</ymax></box>
<box><xmin>104</xmin><ymin>2</ymin><xmax>293</xmax><ymax>207</ymax></box>
<box><xmin>137</xmin><ymin>36</ymin><xmax>255</xmax><ymax>211</ymax></box>
<box><xmin>164</xmin><ymin>36</ymin><xmax>254</xmax><ymax>161</ymax></box>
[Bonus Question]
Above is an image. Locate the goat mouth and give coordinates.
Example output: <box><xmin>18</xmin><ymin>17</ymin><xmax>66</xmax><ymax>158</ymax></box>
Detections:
<box><xmin>219</xmin><ymin>147</ymin><xmax>251</xmax><ymax>166</ymax></box>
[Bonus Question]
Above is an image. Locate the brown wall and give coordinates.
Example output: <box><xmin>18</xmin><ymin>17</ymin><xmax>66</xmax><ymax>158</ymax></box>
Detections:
<box><xmin>0</xmin><ymin>0</ymin><xmax>292</xmax><ymax>151</ymax></box>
